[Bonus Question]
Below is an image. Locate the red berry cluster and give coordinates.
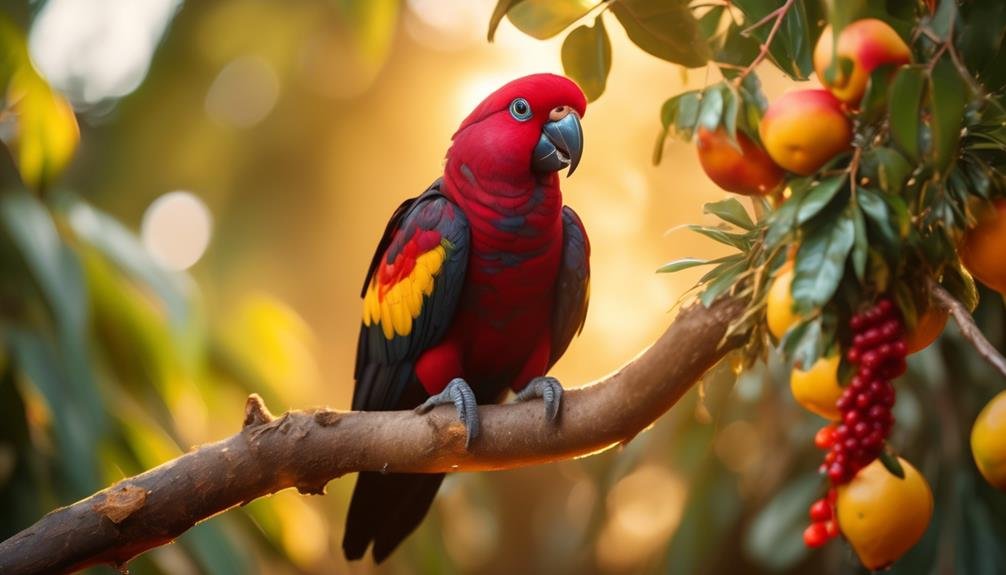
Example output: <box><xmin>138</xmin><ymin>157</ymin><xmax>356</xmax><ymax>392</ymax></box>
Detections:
<box><xmin>803</xmin><ymin>298</ymin><xmax>907</xmax><ymax>549</ymax></box>
<box><xmin>803</xmin><ymin>489</ymin><xmax>839</xmax><ymax>548</ymax></box>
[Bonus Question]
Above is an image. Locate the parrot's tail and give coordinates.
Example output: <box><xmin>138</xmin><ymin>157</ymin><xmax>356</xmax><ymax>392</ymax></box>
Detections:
<box><xmin>342</xmin><ymin>471</ymin><xmax>446</xmax><ymax>562</ymax></box>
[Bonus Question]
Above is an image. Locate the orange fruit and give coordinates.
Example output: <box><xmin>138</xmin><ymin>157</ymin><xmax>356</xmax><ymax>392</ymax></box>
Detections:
<box><xmin>759</xmin><ymin>89</ymin><xmax>852</xmax><ymax>175</ymax></box>
<box><xmin>904</xmin><ymin>306</ymin><xmax>948</xmax><ymax>354</ymax></box>
<box><xmin>790</xmin><ymin>354</ymin><xmax>842</xmax><ymax>420</ymax></box>
<box><xmin>696</xmin><ymin>127</ymin><xmax>783</xmax><ymax>196</ymax></box>
<box><xmin>767</xmin><ymin>265</ymin><xmax>799</xmax><ymax>339</ymax></box>
<box><xmin>813</xmin><ymin>19</ymin><xmax>912</xmax><ymax>105</ymax></box>
<box><xmin>837</xmin><ymin>456</ymin><xmax>933</xmax><ymax>570</ymax></box>
<box><xmin>972</xmin><ymin>390</ymin><xmax>1006</xmax><ymax>490</ymax></box>
<box><xmin>961</xmin><ymin>199</ymin><xmax>1006</xmax><ymax>294</ymax></box>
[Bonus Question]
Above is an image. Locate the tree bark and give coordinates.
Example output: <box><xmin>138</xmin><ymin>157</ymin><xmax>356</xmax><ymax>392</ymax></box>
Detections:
<box><xmin>0</xmin><ymin>296</ymin><xmax>746</xmax><ymax>575</ymax></box>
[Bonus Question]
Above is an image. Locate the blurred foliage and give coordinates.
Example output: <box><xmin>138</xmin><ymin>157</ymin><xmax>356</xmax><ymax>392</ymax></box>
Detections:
<box><xmin>2</xmin><ymin>1</ymin><xmax>1005</xmax><ymax>575</ymax></box>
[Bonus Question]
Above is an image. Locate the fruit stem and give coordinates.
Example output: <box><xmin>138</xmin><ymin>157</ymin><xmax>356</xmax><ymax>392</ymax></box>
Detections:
<box><xmin>733</xmin><ymin>0</ymin><xmax>797</xmax><ymax>86</ymax></box>
<box><xmin>928</xmin><ymin>277</ymin><xmax>1006</xmax><ymax>378</ymax></box>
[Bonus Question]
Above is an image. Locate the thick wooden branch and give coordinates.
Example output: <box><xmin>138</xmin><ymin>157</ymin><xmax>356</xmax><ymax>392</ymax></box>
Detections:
<box><xmin>0</xmin><ymin>297</ymin><xmax>746</xmax><ymax>575</ymax></box>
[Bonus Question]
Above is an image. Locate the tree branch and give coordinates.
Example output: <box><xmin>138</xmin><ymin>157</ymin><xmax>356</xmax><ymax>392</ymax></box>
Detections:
<box><xmin>0</xmin><ymin>297</ymin><xmax>746</xmax><ymax>575</ymax></box>
<box><xmin>928</xmin><ymin>278</ymin><xmax>1006</xmax><ymax>378</ymax></box>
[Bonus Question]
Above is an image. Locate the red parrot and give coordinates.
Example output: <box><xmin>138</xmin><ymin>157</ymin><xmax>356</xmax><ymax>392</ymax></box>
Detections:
<box><xmin>343</xmin><ymin>73</ymin><xmax>590</xmax><ymax>562</ymax></box>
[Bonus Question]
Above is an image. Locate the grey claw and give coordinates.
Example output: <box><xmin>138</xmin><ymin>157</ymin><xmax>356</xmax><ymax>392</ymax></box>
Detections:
<box><xmin>514</xmin><ymin>376</ymin><xmax>564</xmax><ymax>422</ymax></box>
<box><xmin>414</xmin><ymin>378</ymin><xmax>480</xmax><ymax>447</ymax></box>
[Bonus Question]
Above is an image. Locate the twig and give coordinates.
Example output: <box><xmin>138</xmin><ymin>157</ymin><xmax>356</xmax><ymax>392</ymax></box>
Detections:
<box><xmin>733</xmin><ymin>0</ymin><xmax>797</xmax><ymax>86</ymax></box>
<box><xmin>928</xmin><ymin>278</ymin><xmax>1006</xmax><ymax>378</ymax></box>
<box><xmin>0</xmin><ymin>297</ymin><xmax>749</xmax><ymax>575</ymax></box>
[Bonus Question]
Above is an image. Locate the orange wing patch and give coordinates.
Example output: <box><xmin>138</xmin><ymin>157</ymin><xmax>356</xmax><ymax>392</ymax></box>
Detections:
<box><xmin>362</xmin><ymin>242</ymin><xmax>447</xmax><ymax>339</ymax></box>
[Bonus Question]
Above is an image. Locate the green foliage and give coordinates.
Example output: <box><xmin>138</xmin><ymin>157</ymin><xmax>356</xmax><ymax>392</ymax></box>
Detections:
<box><xmin>560</xmin><ymin>17</ymin><xmax>611</xmax><ymax>102</ymax></box>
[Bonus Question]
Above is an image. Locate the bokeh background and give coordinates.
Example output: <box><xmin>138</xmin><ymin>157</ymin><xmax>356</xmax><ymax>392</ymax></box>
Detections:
<box><xmin>2</xmin><ymin>1</ymin><xmax>1004</xmax><ymax>574</ymax></box>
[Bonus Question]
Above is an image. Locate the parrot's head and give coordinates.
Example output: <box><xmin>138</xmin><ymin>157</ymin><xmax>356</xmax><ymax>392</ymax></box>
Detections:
<box><xmin>448</xmin><ymin>73</ymin><xmax>587</xmax><ymax>182</ymax></box>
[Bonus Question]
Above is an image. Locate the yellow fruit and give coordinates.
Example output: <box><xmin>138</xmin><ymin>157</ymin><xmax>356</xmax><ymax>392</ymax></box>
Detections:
<box><xmin>813</xmin><ymin>19</ymin><xmax>912</xmax><ymax>105</ymax></box>
<box><xmin>758</xmin><ymin>89</ymin><xmax>852</xmax><ymax>175</ymax></box>
<box><xmin>790</xmin><ymin>354</ymin><xmax>842</xmax><ymax>420</ymax></box>
<box><xmin>767</xmin><ymin>266</ymin><xmax>799</xmax><ymax>339</ymax></box>
<box><xmin>904</xmin><ymin>307</ymin><xmax>948</xmax><ymax>354</ymax></box>
<box><xmin>837</xmin><ymin>457</ymin><xmax>933</xmax><ymax>570</ymax></box>
<box><xmin>961</xmin><ymin>199</ymin><xmax>1006</xmax><ymax>294</ymax></box>
<box><xmin>972</xmin><ymin>390</ymin><xmax>1006</xmax><ymax>490</ymax></box>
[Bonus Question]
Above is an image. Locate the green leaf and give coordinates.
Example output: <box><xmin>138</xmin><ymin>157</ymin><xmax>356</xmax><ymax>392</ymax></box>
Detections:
<box><xmin>653</xmin><ymin>90</ymin><xmax>701</xmax><ymax>163</ymax></box>
<box><xmin>0</xmin><ymin>189</ymin><xmax>86</xmax><ymax>333</ymax></box>
<box><xmin>655</xmin><ymin>256</ymin><xmax>736</xmax><ymax>273</ymax></box>
<box><xmin>928</xmin><ymin>55</ymin><xmax>968</xmax><ymax>174</ymax></box>
<box><xmin>765</xmin><ymin>192</ymin><xmax>801</xmax><ymax>247</ymax></box>
<box><xmin>561</xmin><ymin>17</ymin><xmax>612</xmax><ymax>102</ymax></box>
<box><xmin>0</xmin><ymin>18</ymin><xmax>79</xmax><ymax>191</ymax></box>
<box><xmin>878</xmin><ymin>449</ymin><xmax>905</xmax><ymax>479</ymax></box>
<box><xmin>792</xmin><ymin>215</ymin><xmax>856</xmax><ymax>312</ymax></box>
<box><xmin>704</xmin><ymin>198</ymin><xmax>754</xmax><ymax>229</ymax></box>
<box><xmin>687</xmin><ymin>224</ymin><xmax>750</xmax><ymax>250</ymax></box>
<box><xmin>743</xmin><ymin>473</ymin><xmax>819</xmax><ymax>571</ymax></box>
<box><xmin>609</xmin><ymin>0</ymin><xmax>709</xmax><ymax>67</ymax></box>
<box><xmin>697</xmin><ymin>86</ymin><xmax>725</xmax><ymax>132</ymax></box>
<box><xmin>700</xmin><ymin>259</ymin><xmax>747</xmax><ymax>307</ymax></box>
<box><xmin>858</xmin><ymin>187</ymin><xmax>899</xmax><ymax>247</ymax></box>
<box><xmin>796</xmin><ymin>176</ymin><xmax>846</xmax><ymax>225</ymax></box>
<box><xmin>889</xmin><ymin>67</ymin><xmax>926</xmax><ymax>161</ymax></box>
<box><xmin>488</xmin><ymin>0</ymin><xmax>525</xmax><ymax>41</ymax></box>
<box><xmin>867</xmin><ymin>147</ymin><xmax>912</xmax><ymax>194</ymax></box>
<box><xmin>698</xmin><ymin>5</ymin><xmax>725</xmax><ymax>39</ymax></box>
<box><xmin>676</xmin><ymin>92</ymin><xmax>702</xmax><ymax>138</ymax></box>
<box><xmin>4</xmin><ymin>327</ymin><xmax>101</xmax><ymax>496</ymax></box>
<box><xmin>657</xmin><ymin>258</ymin><xmax>715</xmax><ymax>274</ymax></box>
<box><xmin>732</xmin><ymin>0</ymin><xmax>819</xmax><ymax>80</ymax></box>
<box><xmin>851</xmin><ymin>206</ymin><xmax>867</xmax><ymax>282</ymax></box>
<box><xmin>56</xmin><ymin>193</ymin><xmax>191</xmax><ymax>332</ymax></box>
<box><xmin>942</xmin><ymin>262</ymin><xmax>979</xmax><ymax>312</ymax></box>
<box><xmin>506</xmin><ymin>0</ymin><xmax>599</xmax><ymax>40</ymax></box>
<box><xmin>858</xmin><ymin>64</ymin><xmax>896</xmax><ymax>125</ymax></box>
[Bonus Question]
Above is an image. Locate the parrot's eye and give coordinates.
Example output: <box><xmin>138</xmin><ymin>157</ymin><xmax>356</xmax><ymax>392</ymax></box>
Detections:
<box><xmin>509</xmin><ymin>98</ymin><xmax>532</xmax><ymax>121</ymax></box>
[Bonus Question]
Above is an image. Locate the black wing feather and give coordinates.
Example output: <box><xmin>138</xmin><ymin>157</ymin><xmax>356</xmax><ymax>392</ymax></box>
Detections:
<box><xmin>549</xmin><ymin>206</ymin><xmax>591</xmax><ymax>368</ymax></box>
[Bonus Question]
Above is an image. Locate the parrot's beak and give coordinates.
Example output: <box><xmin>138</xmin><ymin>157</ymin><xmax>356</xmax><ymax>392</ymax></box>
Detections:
<box><xmin>532</xmin><ymin>111</ymin><xmax>583</xmax><ymax>177</ymax></box>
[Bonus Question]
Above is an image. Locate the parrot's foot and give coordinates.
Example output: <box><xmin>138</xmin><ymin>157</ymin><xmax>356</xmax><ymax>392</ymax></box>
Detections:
<box><xmin>415</xmin><ymin>378</ymin><xmax>480</xmax><ymax>447</ymax></box>
<box><xmin>514</xmin><ymin>376</ymin><xmax>564</xmax><ymax>423</ymax></box>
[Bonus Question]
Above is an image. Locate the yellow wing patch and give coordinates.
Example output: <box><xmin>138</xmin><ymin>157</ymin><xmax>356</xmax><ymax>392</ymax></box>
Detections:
<box><xmin>362</xmin><ymin>244</ymin><xmax>446</xmax><ymax>339</ymax></box>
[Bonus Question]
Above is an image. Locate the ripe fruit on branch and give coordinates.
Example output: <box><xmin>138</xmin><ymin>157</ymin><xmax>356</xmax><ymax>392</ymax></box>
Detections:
<box><xmin>696</xmin><ymin>127</ymin><xmax>783</xmax><ymax>196</ymax></box>
<box><xmin>791</xmin><ymin>354</ymin><xmax>842</xmax><ymax>420</ymax></box>
<box><xmin>813</xmin><ymin>19</ymin><xmax>912</xmax><ymax>105</ymax></box>
<box><xmin>972</xmin><ymin>390</ymin><xmax>1006</xmax><ymax>490</ymax></box>
<box><xmin>836</xmin><ymin>457</ymin><xmax>933</xmax><ymax>570</ymax></box>
<box><xmin>961</xmin><ymin>199</ymin><xmax>1006</xmax><ymax>294</ymax></box>
<box><xmin>904</xmin><ymin>306</ymin><xmax>948</xmax><ymax>354</ymax></box>
<box><xmin>759</xmin><ymin>90</ymin><xmax>852</xmax><ymax>175</ymax></box>
<box><xmin>767</xmin><ymin>265</ymin><xmax>799</xmax><ymax>339</ymax></box>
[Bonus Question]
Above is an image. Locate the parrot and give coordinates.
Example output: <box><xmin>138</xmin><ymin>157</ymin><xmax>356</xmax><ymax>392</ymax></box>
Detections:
<box><xmin>342</xmin><ymin>73</ymin><xmax>590</xmax><ymax>562</ymax></box>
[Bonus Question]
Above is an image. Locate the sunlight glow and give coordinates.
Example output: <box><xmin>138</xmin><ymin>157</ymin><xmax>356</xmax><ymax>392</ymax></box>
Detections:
<box><xmin>29</xmin><ymin>0</ymin><xmax>182</xmax><ymax>105</ymax></box>
<box><xmin>205</xmin><ymin>56</ymin><xmax>280</xmax><ymax>128</ymax></box>
<box><xmin>141</xmin><ymin>191</ymin><xmax>213</xmax><ymax>271</ymax></box>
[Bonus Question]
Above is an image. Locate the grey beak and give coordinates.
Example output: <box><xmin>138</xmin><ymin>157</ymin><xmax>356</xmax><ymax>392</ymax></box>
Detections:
<box><xmin>532</xmin><ymin>112</ymin><xmax>583</xmax><ymax>177</ymax></box>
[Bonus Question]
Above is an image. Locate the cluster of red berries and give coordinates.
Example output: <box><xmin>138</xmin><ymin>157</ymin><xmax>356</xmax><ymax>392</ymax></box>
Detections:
<box><xmin>803</xmin><ymin>488</ymin><xmax>839</xmax><ymax>548</ymax></box>
<box><xmin>817</xmin><ymin>298</ymin><xmax>905</xmax><ymax>484</ymax></box>
<box><xmin>803</xmin><ymin>298</ymin><xmax>907</xmax><ymax>548</ymax></box>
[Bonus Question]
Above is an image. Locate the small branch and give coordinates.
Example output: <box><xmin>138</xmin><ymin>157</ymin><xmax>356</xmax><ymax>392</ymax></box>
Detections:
<box><xmin>0</xmin><ymin>297</ymin><xmax>748</xmax><ymax>575</ymax></box>
<box><xmin>733</xmin><ymin>0</ymin><xmax>796</xmax><ymax>86</ymax></box>
<box><xmin>929</xmin><ymin>278</ymin><xmax>1006</xmax><ymax>378</ymax></box>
